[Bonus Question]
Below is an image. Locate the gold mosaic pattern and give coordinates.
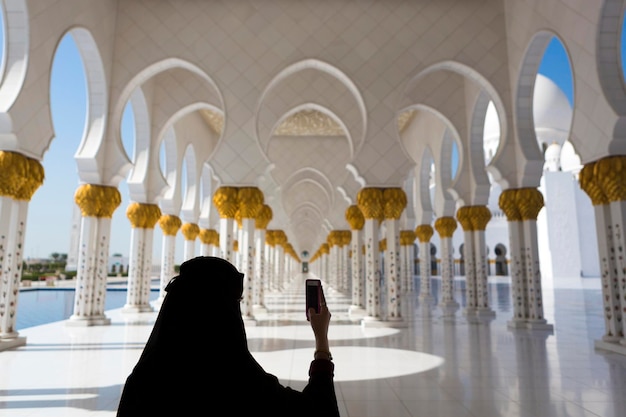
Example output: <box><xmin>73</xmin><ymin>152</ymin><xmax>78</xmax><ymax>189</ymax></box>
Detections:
<box><xmin>274</xmin><ymin>109</ymin><xmax>344</xmax><ymax>136</ymax></box>
<box><xmin>397</xmin><ymin>110</ymin><xmax>416</xmax><ymax>133</ymax></box>
<box><xmin>199</xmin><ymin>109</ymin><xmax>224</xmax><ymax>136</ymax></box>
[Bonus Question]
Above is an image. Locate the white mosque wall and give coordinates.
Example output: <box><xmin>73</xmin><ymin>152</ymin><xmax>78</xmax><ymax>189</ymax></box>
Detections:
<box><xmin>539</xmin><ymin>172</ymin><xmax>581</xmax><ymax>278</ymax></box>
<box><xmin>538</xmin><ymin>171</ymin><xmax>600</xmax><ymax>278</ymax></box>
<box><xmin>573</xmin><ymin>178</ymin><xmax>601</xmax><ymax>277</ymax></box>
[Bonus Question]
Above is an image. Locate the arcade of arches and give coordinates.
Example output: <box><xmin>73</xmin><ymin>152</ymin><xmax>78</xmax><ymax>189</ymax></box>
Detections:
<box><xmin>0</xmin><ymin>0</ymin><xmax>625</xmax><ymax>359</ymax></box>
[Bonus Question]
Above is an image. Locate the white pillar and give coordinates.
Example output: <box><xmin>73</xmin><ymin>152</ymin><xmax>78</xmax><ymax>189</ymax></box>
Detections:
<box><xmin>384</xmin><ymin>218</ymin><xmax>403</xmax><ymax>322</ymax></box>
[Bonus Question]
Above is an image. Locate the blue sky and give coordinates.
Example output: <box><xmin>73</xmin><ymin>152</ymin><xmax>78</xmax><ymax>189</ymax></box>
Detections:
<box><xmin>12</xmin><ymin>32</ymin><xmax>576</xmax><ymax>262</ymax></box>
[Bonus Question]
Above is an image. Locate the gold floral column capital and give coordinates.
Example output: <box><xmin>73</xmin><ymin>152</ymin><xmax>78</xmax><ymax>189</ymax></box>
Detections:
<box><xmin>516</xmin><ymin>188</ymin><xmax>543</xmax><ymax>221</ymax></box>
<box><xmin>158</xmin><ymin>214</ymin><xmax>182</xmax><ymax>236</ymax></box>
<box><xmin>238</xmin><ymin>186</ymin><xmax>264</xmax><ymax>218</ymax></box>
<box><xmin>0</xmin><ymin>151</ymin><xmax>26</xmax><ymax>198</ymax></box>
<box><xmin>455</xmin><ymin>206</ymin><xmax>474</xmax><ymax>231</ymax></box>
<box><xmin>265</xmin><ymin>230</ymin><xmax>276</xmax><ymax>246</ymax></box>
<box><xmin>199</xmin><ymin>228</ymin><xmax>212</xmax><ymax>245</ymax></box>
<box><xmin>74</xmin><ymin>184</ymin><xmax>121</xmax><ymax>218</ymax></box>
<box><xmin>383</xmin><ymin>187</ymin><xmax>407</xmax><ymax>220</ymax></box>
<box><xmin>274</xmin><ymin>230</ymin><xmax>287</xmax><ymax>247</ymax></box>
<box><xmin>579</xmin><ymin>162</ymin><xmax>608</xmax><ymax>206</ymax></box>
<box><xmin>341</xmin><ymin>230</ymin><xmax>352</xmax><ymax>246</ymax></box>
<box><xmin>498</xmin><ymin>189</ymin><xmax>522</xmax><ymax>221</ymax></box>
<box><xmin>345</xmin><ymin>205</ymin><xmax>365</xmax><ymax>230</ymax></box>
<box><xmin>595</xmin><ymin>155</ymin><xmax>626</xmax><ymax>202</ymax></box>
<box><xmin>181</xmin><ymin>222</ymin><xmax>200</xmax><ymax>241</ymax></box>
<box><xmin>14</xmin><ymin>156</ymin><xmax>45</xmax><ymax>201</ymax></box>
<box><xmin>255</xmin><ymin>204</ymin><xmax>273</xmax><ymax>229</ymax></box>
<box><xmin>321</xmin><ymin>242</ymin><xmax>329</xmax><ymax>254</ymax></box>
<box><xmin>434</xmin><ymin>217</ymin><xmax>457</xmax><ymax>238</ymax></box>
<box><xmin>357</xmin><ymin>187</ymin><xmax>384</xmax><ymax>221</ymax></box>
<box><xmin>415</xmin><ymin>224</ymin><xmax>435</xmax><ymax>242</ymax></box>
<box><xmin>400</xmin><ymin>230</ymin><xmax>416</xmax><ymax>245</ymax></box>
<box><xmin>469</xmin><ymin>205</ymin><xmax>491</xmax><ymax>231</ymax></box>
<box><xmin>209</xmin><ymin>229</ymin><xmax>219</xmax><ymax>246</ymax></box>
<box><xmin>126</xmin><ymin>203</ymin><xmax>162</xmax><ymax>228</ymax></box>
<box><xmin>213</xmin><ymin>186</ymin><xmax>239</xmax><ymax>218</ymax></box>
<box><xmin>327</xmin><ymin>230</ymin><xmax>341</xmax><ymax>247</ymax></box>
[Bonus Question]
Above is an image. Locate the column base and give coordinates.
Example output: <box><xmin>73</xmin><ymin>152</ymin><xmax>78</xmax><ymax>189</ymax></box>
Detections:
<box><xmin>526</xmin><ymin>319</ymin><xmax>553</xmax><ymax>331</ymax></box>
<box><xmin>153</xmin><ymin>297</ymin><xmax>165</xmax><ymax>310</ymax></box>
<box><xmin>464</xmin><ymin>308</ymin><xmax>495</xmax><ymax>323</ymax></box>
<box><xmin>595</xmin><ymin>339</ymin><xmax>626</xmax><ymax>356</ymax></box>
<box><xmin>418</xmin><ymin>294</ymin><xmax>435</xmax><ymax>305</ymax></box>
<box><xmin>66</xmin><ymin>315</ymin><xmax>111</xmax><ymax>327</ymax></box>
<box><xmin>507</xmin><ymin>319</ymin><xmax>554</xmax><ymax>332</ymax></box>
<box><xmin>253</xmin><ymin>305</ymin><xmax>268</xmax><ymax>315</ymax></box>
<box><xmin>348</xmin><ymin>305</ymin><xmax>366</xmax><ymax>319</ymax></box>
<box><xmin>438</xmin><ymin>301</ymin><xmax>460</xmax><ymax>317</ymax></box>
<box><xmin>361</xmin><ymin>316</ymin><xmax>392</xmax><ymax>328</ymax></box>
<box><xmin>602</xmin><ymin>335</ymin><xmax>621</xmax><ymax>343</ymax></box>
<box><xmin>0</xmin><ymin>336</ymin><xmax>26</xmax><ymax>352</ymax></box>
<box><xmin>507</xmin><ymin>319</ymin><xmax>527</xmax><ymax>329</ymax></box>
<box><xmin>121</xmin><ymin>304</ymin><xmax>154</xmax><ymax>314</ymax></box>
<box><xmin>384</xmin><ymin>316</ymin><xmax>409</xmax><ymax>328</ymax></box>
<box><xmin>243</xmin><ymin>316</ymin><xmax>258</xmax><ymax>327</ymax></box>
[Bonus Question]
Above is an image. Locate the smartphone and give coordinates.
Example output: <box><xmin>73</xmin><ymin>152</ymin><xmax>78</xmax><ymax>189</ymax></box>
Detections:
<box><xmin>305</xmin><ymin>279</ymin><xmax>322</xmax><ymax>320</ymax></box>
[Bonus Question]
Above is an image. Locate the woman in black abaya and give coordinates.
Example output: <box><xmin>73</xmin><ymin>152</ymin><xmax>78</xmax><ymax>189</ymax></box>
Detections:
<box><xmin>116</xmin><ymin>256</ymin><xmax>339</xmax><ymax>417</ymax></box>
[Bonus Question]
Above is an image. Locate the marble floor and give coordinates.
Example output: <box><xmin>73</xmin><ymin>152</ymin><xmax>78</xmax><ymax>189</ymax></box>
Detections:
<box><xmin>1</xmin><ymin>273</ymin><xmax>625</xmax><ymax>417</ymax></box>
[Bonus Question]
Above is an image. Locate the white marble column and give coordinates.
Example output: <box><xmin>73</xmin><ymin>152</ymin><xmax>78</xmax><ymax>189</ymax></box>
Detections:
<box><xmin>357</xmin><ymin>187</ymin><xmax>384</xmax><ymax>325</ymax></box>
<box><xmin>457</xmin><ymin>206</ymin><xmax>478</xmax><ymax>318</ymax></box>
<box><xmin>415</xmin><ymin>224</ymin><xmax>434</xmax><ymax>304</ymax></box>
<box><xmin>433</xmin><ymin>218</ymin><xmax>459</xmax><ymax>315</ymax></box>
<box><xmin>123</xmin><ymin>203</ymin><xmax>160</xmax><ymax>313</ymax></box>
<box><xmin>156</xmin><ymin>215</ymin><xmax>180</xmax><ymax>308</ymax></box>
<box><xmin>0</xmin><ymin>199</ymin><xmax>28</xmax><ymax>344</ymax></box>
<box><xmin>580</xmin><ymin>160</ymin><xmax>625</xmax><ymax>353</ymax></box>
<box><xmin>384</xmin><ymin>216</ymin><xmax>403</xmax><ymax>322</ymax></box>
<box><xmin>123</xmin><ymin>227</ymin><xmax>154</xmax><ymax>313</ymax></box>
<box><xmin>273</xmin><ymin>230</ymin><xmax>287</xmax><ymax>290</ymax></box>
<box><xmin>213</xmin><ymin>186</ymin><xmax>239</xmax><ymax>263</ymax></box>
<box><xmin>399</xmin><ymin>230</ymin><xmax>415</xmax><ymax>294</ymax></box>
<box><xmin>0</xmin><ymin>154</ymin><xmax>44</xmax><ymax>350</ymax></box>
<box><xmin>68</xmin><ymin>184</ymin><xmax>121</xmax><ymax>327</ymax></box>
<box><xmin>239</xmin><ymin>217</ymin><xmax>256</xmax><ymax>319</ymax></box>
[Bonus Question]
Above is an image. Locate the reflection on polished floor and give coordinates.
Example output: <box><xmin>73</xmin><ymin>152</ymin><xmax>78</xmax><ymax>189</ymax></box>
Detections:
<box><xmin>1</xmin><ymin>273</ymin><xmax>625</xmax><ymax>417</ymax></box>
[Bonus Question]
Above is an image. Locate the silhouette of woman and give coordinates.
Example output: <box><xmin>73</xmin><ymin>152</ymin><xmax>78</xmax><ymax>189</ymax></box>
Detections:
<box><xmin>117</xmin><ymin>256</ymin><xmax>339</xmax><ymax>417</ymax></box>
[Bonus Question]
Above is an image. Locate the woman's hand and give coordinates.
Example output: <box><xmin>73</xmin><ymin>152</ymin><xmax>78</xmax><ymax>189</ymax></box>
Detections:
<box><xmin>309</xmin><ymin>287</ymin><xmax>331</xmax><ymax>354</ymax></box>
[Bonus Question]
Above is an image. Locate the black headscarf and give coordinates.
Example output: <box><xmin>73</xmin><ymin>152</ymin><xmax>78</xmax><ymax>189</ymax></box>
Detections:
<box><xmin>117</xmin><ymin>256</ymin><xmax>266</xmax><ymax>415</ymax></box>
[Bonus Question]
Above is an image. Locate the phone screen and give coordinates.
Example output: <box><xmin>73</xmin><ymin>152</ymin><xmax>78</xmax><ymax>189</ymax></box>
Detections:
<box><xmin>305</xmin><ymin>279</ymin><xmax>321</xmax><ymax>320</ymax></box>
